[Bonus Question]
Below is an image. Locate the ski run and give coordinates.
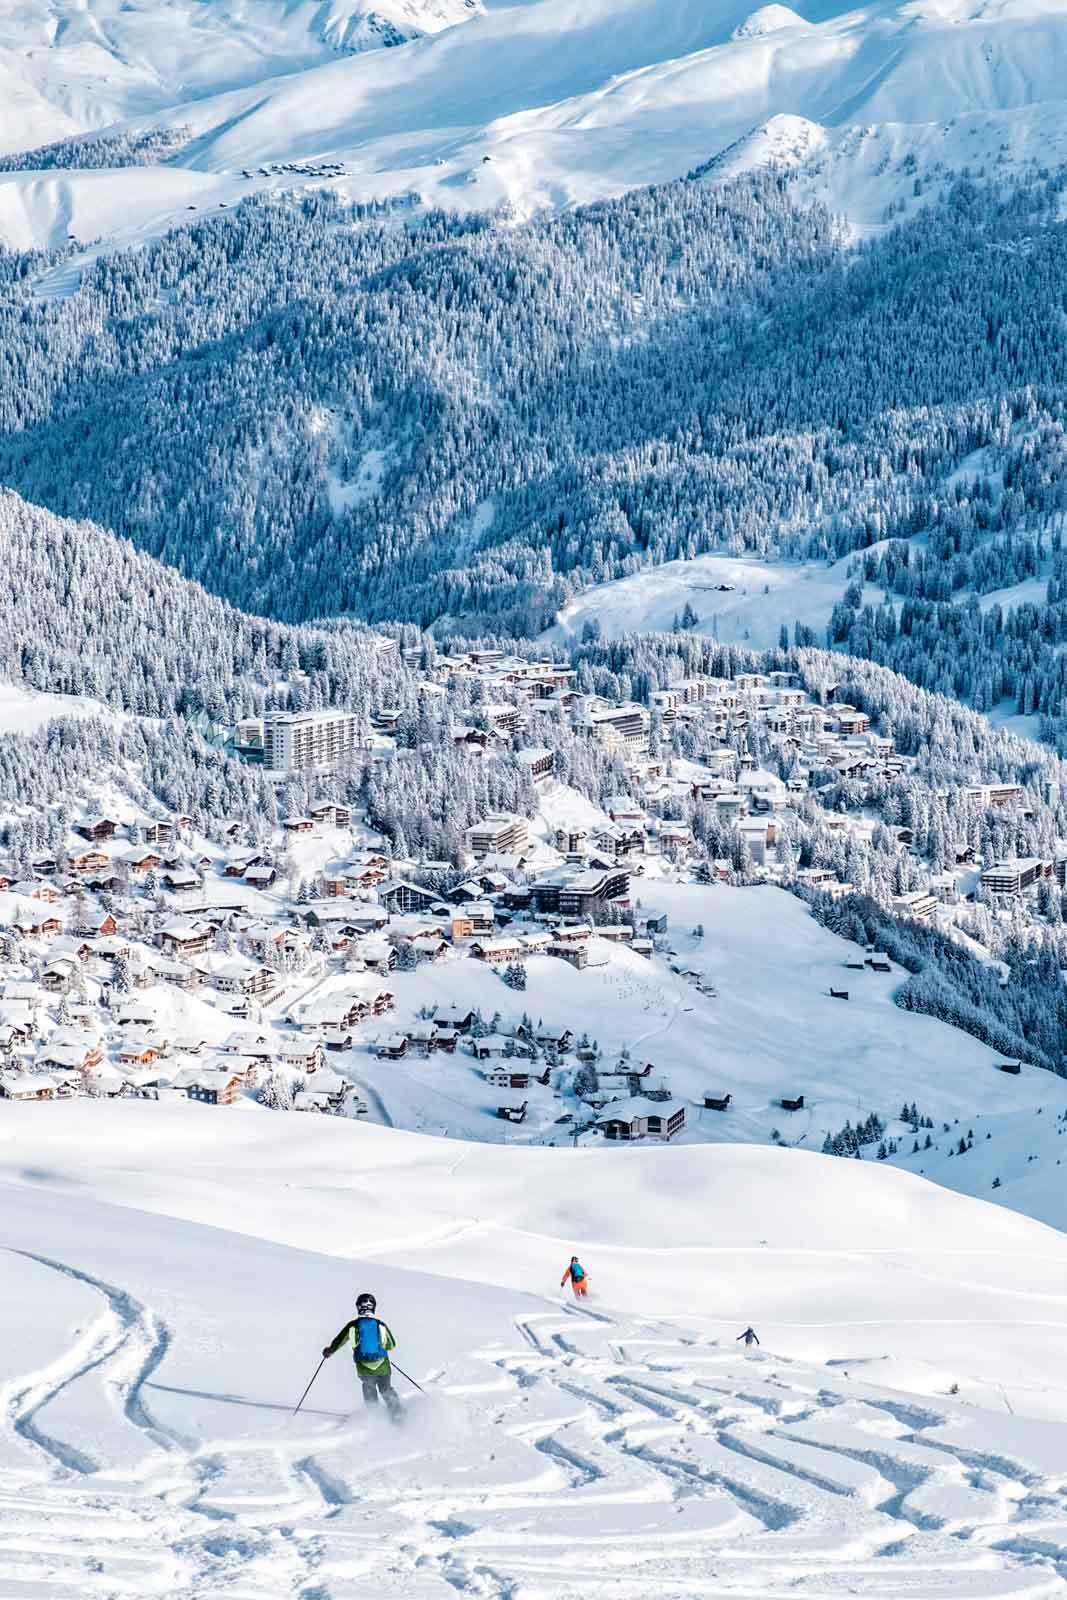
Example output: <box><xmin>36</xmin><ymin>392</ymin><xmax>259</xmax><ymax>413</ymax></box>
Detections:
<box><xmin>4</xmin><ymin>1109</ymin><xmax>1067</xmax><ymax>1597</ymax></box>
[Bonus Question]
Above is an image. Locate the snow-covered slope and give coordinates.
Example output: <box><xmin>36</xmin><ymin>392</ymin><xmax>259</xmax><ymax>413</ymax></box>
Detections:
<box><xmin>5</xmin><ymin>1106</ymin><xmax>1067</xmax><ymax>1595</ymax></box>
<box><xmin>324</xmin><ymin>878</ymin><xmax>1067</xmax><ymax>1236</ymax></box>
<box><xmin>0</xmin><ymin>0</ymin><xmax>482</xmax><ymax>156</ymax></box>
<box><xmin>6</xmin><ymin>0</ymin><xmax>1067</xmax><ymax>247</ymax></box>
<box><xmin>547</xmin><ymin>551</ymin><xmax>872</xmax><ymax>650</ymax></box>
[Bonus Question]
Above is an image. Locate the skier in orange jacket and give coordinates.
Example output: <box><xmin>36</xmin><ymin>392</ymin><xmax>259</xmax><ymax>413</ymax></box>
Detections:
<box><xmin>561</xmin><ymin>1256</ymin><xmax>588</xmax><ymax>1297</ymax></box>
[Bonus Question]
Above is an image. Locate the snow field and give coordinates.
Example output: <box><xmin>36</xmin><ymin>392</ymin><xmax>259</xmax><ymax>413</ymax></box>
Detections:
<box><xmin>547</xmin><ymin>551</ymin><xmax>876</xmax><ymax>650</ymax></box>
<box><xmin>7</xmin><ymin>0</ymin><xmax>1067</xmax><ymax>253</ymax></box>
<box><xmin>5</xmin><ymin>1117</ymin><xmax>1067</xmax><ymax>1594</ymax></box>
<box><xmin>340</xmin><ymin>885</ymin><xmax>1067</xmax><ymax>1193</ymax></box>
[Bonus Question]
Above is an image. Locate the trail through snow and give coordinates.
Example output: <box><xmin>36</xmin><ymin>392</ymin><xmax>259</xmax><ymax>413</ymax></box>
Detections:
<box><xmin>6</xmin><ymin>1115</ymin><xmax>1067</xmax><ymax>1596</ymax></box>
<box><xmin>4</xmin><ymin>1268</ymin><xmax>1067</xmax><ymax>1598</ymax></box>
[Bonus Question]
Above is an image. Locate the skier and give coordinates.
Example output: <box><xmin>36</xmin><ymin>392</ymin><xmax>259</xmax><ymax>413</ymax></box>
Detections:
<box><xmin>560</xmin><ymin>1256</ymin><xmax>588</xmax><ymax>1298</ymax></box>
<box><xmin>322</xmin><ymin>1292</ymin><xmax>402</xmax><ymax>1421</ymax></box>
<box><xmin>736</xmin><ymin>1326</ymin><xmax>760</xmax><ymax>1348</ymax></box>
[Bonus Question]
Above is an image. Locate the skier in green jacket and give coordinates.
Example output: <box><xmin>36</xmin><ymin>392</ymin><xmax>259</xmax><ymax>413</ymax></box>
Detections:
<box><xmin>322</xmin><ymin>1292</ymin><xmax>402</xmax><ymax>1420</ymax></box>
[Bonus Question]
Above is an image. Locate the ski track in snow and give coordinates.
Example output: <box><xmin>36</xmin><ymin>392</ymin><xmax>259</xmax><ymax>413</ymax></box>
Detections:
<box><xmin>1</xmin><ymin>1269</ymin><xmax>1067</xmax><ymax>1597</ymax></box>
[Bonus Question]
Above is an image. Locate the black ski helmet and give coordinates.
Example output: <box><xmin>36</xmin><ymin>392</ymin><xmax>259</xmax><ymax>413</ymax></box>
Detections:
<box><xmin>356</xmin><ymin>1292</ymin><xmax>377</xmax><ymax>1314</ymax></box>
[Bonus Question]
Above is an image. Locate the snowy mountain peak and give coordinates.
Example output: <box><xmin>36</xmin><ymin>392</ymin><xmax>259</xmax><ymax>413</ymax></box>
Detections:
<box><xmin>731</xmin><ymin>4</ymin><xmax>809</xmax><ymax>39</ymax></box>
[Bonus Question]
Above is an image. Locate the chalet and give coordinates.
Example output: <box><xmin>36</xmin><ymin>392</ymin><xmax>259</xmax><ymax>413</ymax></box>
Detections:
<box><xmin>224</xmin><ymin>1032</ymin><xmax>274</xmax><ymax>1061</ymax></box>
<box><xmin>208</xmin><ymin>957</ymin><xmax>272</xmax><ymax>997</ymax></box>
<box><xmin>378</xmin><ymin>879</ymin><xmax>443</xmax><ymax>914</ymax></box>
<box><xmin>435</xmin><ymin>1027</ymin><xmax>458</xmax><ymax>1054</ymax></box>
<box><xmin>548</xmin><ymin>922</ymin><xmax>593</xmax><ymax>944</ymax></box>
<box><xmin>142</xmin><ymin>820</ymin><xmax>175</xmax><ymax>845</ymax></box>
<box><xmin>42</xmin><ymin>958</ymin><xmax>80</xmax><ymax>991</ymax></box>
<box><xmin>596</xmin><ymin>1097</ymin><xmax>686</xmax><ymax>1141</ymax></box>
<box><xmin>12</xmin><ymin>879</ymin><xmax>61</xmax><ymax>902</ymax></box>
<box><xmin>186</xmin><ymin>1070</ymin><xmax>243</xmax><ymax>1106</ymax></box>
<box><xmin>119</xmin><ymin>1037</ymin><xmax>162</xmax><ymax>1066</ymax></box>
<box><xmin>282</xmin><ymin>815</ymin><xmax>314</xmax><ymax>834</ymax></box>
<box><xmin>149</xmin><ymin>955</ymin><xmax>199</xmax><ymax>989</ymax></box>
<box><xmin>85</xmin><ymin>1063</ymin><xmax>126</xmax><ymax>1097</ymax></box>
<box><xmin>74</xmin><ymin>908</ymin><xmax>119</xmax><ymax>939</ymax></box>
<box><xmin>407</xmin><ymin>1024</ymin><xmax>439</xmax><ymax>1056</ymax></box>
<box><xmin>280</xmin><ymin>1039</ymin><xmax>326</xmax><ymax>1074</ymax></box>
<box><xmin>534</xmin><ymin>1026</ymin><xmax>573</xmax><ymax>1053</ymax></box>
<box><xmin>303</xmin><ymin>898</ymin><xmax>365</xmax><ymax>929</ymax></box>
<box><xmin>352</xmin><ymin>935</ymin><xmax>395</xmax><ymax>973</ymax></box>
<box><xmin>434</xmin><ymin>1006</ymin><xmax>476</xmax><ymax>1033</ymax></box>
<box><xmin>471</xmin><ymin>937</ymin><xmax>525</xmax><ymax>964</ymax></box>
<box><xmin>225</xmin><ymin>854</ymin><xmax>260</xmax><ymax>878</ymax></box>
<box><xmin>39</xmin><ymin>1032</ymin><xmax>102</xmax><ymax>1072</ymax></box>
<box><xmin>324</xmin><ymin>1028</ymin><xmax>355</xmax><ymax>1052</ymax></box>
<box><xmin>864</xmin><ymin>952</ymin><xmax>892</xmax><ymax>974</ymax></box>
<box><xmin>487</xmin><ymin>1067</ymin><xmax>532</xmax><ymax>1090</ymax></box>
<box><xmin>309</xmin><ymin>802</ymin><xmax>352</xmax><ymax>827</ymax></box>
<box><xmin>244</xmin><ymin>863</ymin><xmax>278</xmax><ymax>888</ymax></box>
<box><xmin>471</xmin><ymin>1033</ymin><xmax>512</xmax><ymax>1060</ymax></box>
<box><xmin>496</xmin><ymin>1101</ymin><xmax>527</xmax><ymax>1123</ymax></box>
<box><xmin>410</xmin><ymin>933</ymin><xmax>448</xmax><ymax>963</ymax></box>
<box><xmin>162</xmin><ymin>869</ymin><xmax>201</xmax><ymax>893</ymax></box>
<box><xmin>547</xmin><ymin>941</ymin><xmax>588</xmax><ymax>970</ymax></box>
<box><xmin>122</xmin><ymin>849</ymin><xmax>162</xmax><ymax>875</ymax></box>
<box><xmin>86</xmin><ymin>870</ymin><xmax>126</xmax><ymax>894</ymax></box>
<box><xmin>160</xmin><ymin>919</ymin><xmax>215</xmax><ymax>958</ymax></box>
<box><xmin>0</xmin><ymin>1070</ymin><xmax>57</xmax><ymax>1100</ymax></box>
<box><xmin>215</xmin><ymin>1052</ymin><xmax>260</xmax><ymax>1087</ymax></box>
<box><xmin>76</xmin><ymin>815</ymin><xmax>119</xmax><ymax>842</ymax></box>
<box><xmin>344</xmin><ymin>863</ymin><xmax>385</xmax><ymax>891</ymax></box>
<box><xmin>69</xmin><ymin>850</ymin><xmax>110</xmax><ymax>875</ymax></box>
<box><xmin>463</xmin><ymin>900</ymin><xmax>496</xmax><ymax>933</ymax></box>
<box><xmin>375</xmin><ymin>1034</ymin><xmax>408</xmax><ymax>1059</ymax></box>
<box><xmin>14</xmin><ymin>910</ymin><xmax>61</xmax><ymax>938</ymax></box>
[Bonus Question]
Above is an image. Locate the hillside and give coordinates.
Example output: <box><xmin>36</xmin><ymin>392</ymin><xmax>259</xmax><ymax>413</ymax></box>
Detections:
<box><xmin>3</xmin><ymin>172</ymin><xmax>1067</xmax><ymax>655</ymax></box>
<box><xmin>0</xmin><ymin>0</ymin><xmax>481</xmax><ymax>158</ymax></box>
<box><xmin>4</xmin><ymin>1107</ymin><xmax>1067</xmax><ymax>1595</ymax></box>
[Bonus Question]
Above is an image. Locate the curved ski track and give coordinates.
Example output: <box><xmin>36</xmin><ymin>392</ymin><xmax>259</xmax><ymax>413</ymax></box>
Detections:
<box><xmin>1</xmin><ymin>1262</ymin><xmax>1067</xmax><ymax>1598</ymax></box>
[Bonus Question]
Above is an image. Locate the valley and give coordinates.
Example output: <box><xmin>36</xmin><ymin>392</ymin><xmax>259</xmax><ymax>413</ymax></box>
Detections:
<box><xmin>4</xmin><ymin>1</ymin><xmax>1067</xmax><ymax>1594</ymax></box>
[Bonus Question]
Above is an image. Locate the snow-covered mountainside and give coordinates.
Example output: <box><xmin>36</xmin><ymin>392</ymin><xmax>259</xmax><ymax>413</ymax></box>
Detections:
<box><xmin>4</xmin><ymin>1106</ymin><xmax>1067</xmax><ymax>1597</ymax></box>
<box><xmin>0</xmin><ymin>0</ymin><xmax>482</xmax><ymax>157</ymax></box>
<box><xmin>5</xmin><ymin>0</ymin><xmax>1067</xmax><ymax>247</ymax></box>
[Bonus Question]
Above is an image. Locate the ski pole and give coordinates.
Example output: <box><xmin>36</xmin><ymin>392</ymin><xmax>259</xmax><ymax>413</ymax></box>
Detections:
<box><xmin>390</xmin><ymin>1362</ymin><xmax>425</xmax><ymax>1394</ymax></box>
<box><xmin>293</xmin><ymin>1356</ymin><xmax>326</xmax><ymax>1416</ymax></box>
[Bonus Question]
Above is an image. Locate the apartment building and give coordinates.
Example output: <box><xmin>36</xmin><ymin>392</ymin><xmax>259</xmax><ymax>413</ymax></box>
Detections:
<box><xmin>262</xmin><ymin>710</ymin><xmax>361</xmax><ymax>773</ymax></box>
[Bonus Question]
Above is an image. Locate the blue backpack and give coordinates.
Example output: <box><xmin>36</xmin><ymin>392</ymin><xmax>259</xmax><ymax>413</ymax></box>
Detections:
<box><xmin>354</xmin><ymin>1315</ymin><xmax>384</xmax><ymax>1359</ymax></box>
<box><xmin>571</xmin><ymin>1262</ymin><xmax>585</xmax><ymax>1281</ymax></box>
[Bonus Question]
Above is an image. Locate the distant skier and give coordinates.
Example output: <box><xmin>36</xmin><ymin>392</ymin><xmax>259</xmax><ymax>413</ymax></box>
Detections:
<box><xmin>737</xmin><ymin>1326</ymin><xmax>760</xmax><ymax>1348</ymax></box>
<box><xmin>322</xmin><ymin>1292</ymin><xmax>402</xmax><ymax>1420</ymax></box>
<box><xmin>561</xmin><ymin>1256</ymin><xmax>588</xmax><ymax>1298</ymax></box>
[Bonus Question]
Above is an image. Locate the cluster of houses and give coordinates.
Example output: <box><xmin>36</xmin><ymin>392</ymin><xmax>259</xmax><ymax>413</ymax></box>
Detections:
<box><xmin>0</xmin><ymin>652</ymin><xmax>1053</xmax><ymax>1147</ymax></box>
